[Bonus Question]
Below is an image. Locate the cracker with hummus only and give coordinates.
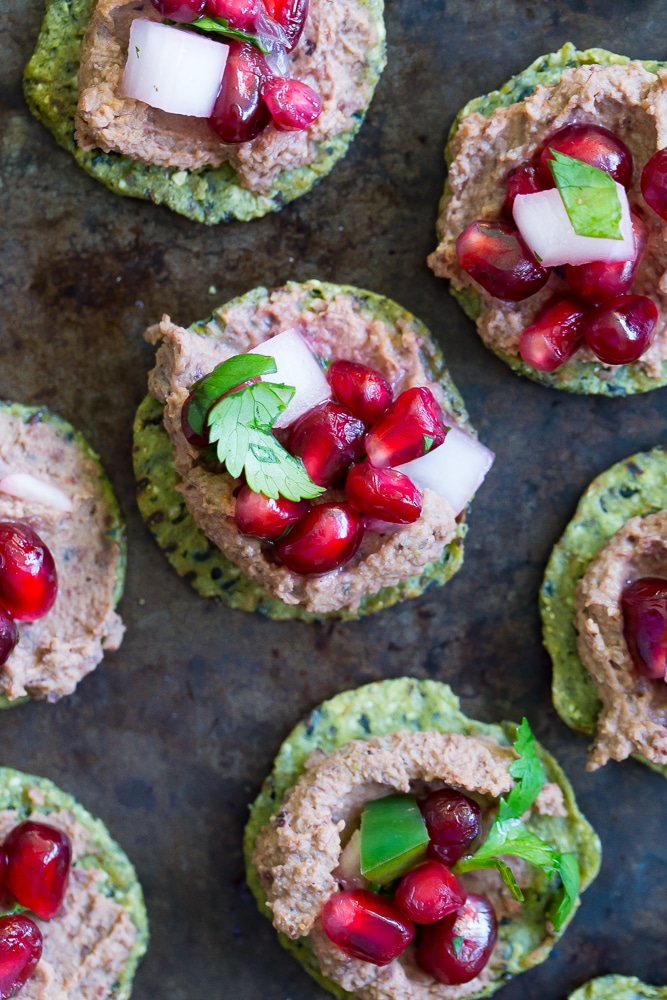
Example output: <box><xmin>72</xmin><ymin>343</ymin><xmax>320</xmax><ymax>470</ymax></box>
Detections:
<box><xmin>133</xmin><ymin>280</ymin><xmax>477</xmax><ymax>621</ymax></box>
<box><xmin>569</xmin><ymin>977</ymin><xmax>667</xmax><ymax>1000</ymax></box>
<box><xmin>244</xmin><ymin>677</ymin><xmax>601</xmax><ymax>1000</ymax></box>
<box><xmin>542</xmin><ymin>446</ymin><xmax>667</xmax><ymax>775</ymax></box>
<box><xmin>23</xmin><ymin>0</ymin><xmax>385</xmax><ymax>224</ymax></box>
<box><xmin>428</xmin><ymin>43</ymin><xmax>667</xmax><ymax>396</ymax></box>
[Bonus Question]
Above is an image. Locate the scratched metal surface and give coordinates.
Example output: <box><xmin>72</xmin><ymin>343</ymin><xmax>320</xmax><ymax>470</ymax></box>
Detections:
<box><xmin>1</xmin><ymin>0</ymin><xmax>667</xmax><ymax>996</ymax></box>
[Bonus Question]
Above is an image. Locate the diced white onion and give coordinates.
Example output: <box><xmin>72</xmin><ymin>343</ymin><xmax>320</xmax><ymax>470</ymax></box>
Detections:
<box><xmin>121</xmin><ymin>19</ymin><xmax>229</xmax><ymax>118</ymax></box>
<box><xmin>248</xmin><ymin>329</ymin><xmax>331</xmax><ymax>429</ymax></box>
<box><xmin>332</xmin><ymin>831</ymin><xmax>368</xmax><ymax>891</ymax></box>
<box><xmin>0</xmin><ymin>473</ymin><xmax>73</xmax><ymax>513</ymax></box>
<box><xmin>395</xmin><ymin>426</ymin><xmax>494</xmax><ymax>516</ymax></box>
<box><xmin>512</xmin><ymin>183</ymin><xmax>635</xmax><ymax>267</ymax></box>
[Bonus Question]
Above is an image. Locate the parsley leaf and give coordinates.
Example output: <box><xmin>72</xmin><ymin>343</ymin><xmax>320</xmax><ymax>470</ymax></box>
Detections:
<box><xmin>186</xmin><ymin>354</ymin><xmax>277</xmax><ymax>439</ymax></box>
<box><xmin>498</xmin><ymin>717</ymin><xmax>545</xmax><ymax>821</ymax></box>
<box><xmin>170</xmin><ymin>15</ymin><xmax>271</xmax><ymax>53</ymax></box>
<box><xmin>452</xmin><ymin>936</ymin><xmax>464</xmax><ymax>958</ymax></box>
<box><xmin>549</xmin><ymin>149</ymin><xmax>623</xmax><ymax>240</ymax></box>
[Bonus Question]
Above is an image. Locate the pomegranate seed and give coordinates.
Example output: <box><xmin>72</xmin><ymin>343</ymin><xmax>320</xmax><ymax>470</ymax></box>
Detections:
<box><xmin>504</xmin><ymin>162</ymin><xmax>544</xmax><ymax>217</ymax></box>
<box><xmin>622</xmin><ymin>578</ymin><xmax>667</xmax><ymax>680</ymax></box>
<box><xmin>234</xmin><ymin>484</ymin><xmax>310</xmax><ymax>540</ymax></box>
<box><xmin>0</xmin><ymin>523</ymin><xmax>57</xmax><ymax>623</ymax></box>
<box><xmin>150</xmin><ymin>0</ymin><xmax>205</xmax><ymax>21</ymax></box>
<box><xmin>321</xmin><ymin>889</ymin><xmax>414</xmax><ymax>965</ymax></box>
<box><xmin>262</xmin><ymin>0</ymin><xmax>308</xmax><ymax>50</ymax></box>
<box><xmin>209</xmin><ymin>41</ymin><xmax>271</xmax><ymax>144</ymax></box>
<box><xmin>0</xmin><ymin>609</ymin><xmax>18</xmax><ymax>668</ymax></box>
<box><xmin>346</xmin><ymin>464</ymin><xmax>422</xmax><ymax>524</ymax></box>
<box><xmin>565</xmin><ymin>211</ymin><xmax>648</xmax><ymax>305</ymax></box>
<box><xmin>263</xmin><ymin>78</ymin><xmax>321</xmax><ymax>132</ymax></box>
<box><xmin>327</xmin><ymin>360</ymin><xmax>392</xmax><ymax>425</ymax></box>
<box><xmin>4</xmin><ymin>821</ymin><xmax>71</xmax><ymax>920</ymax></box>
<box><xmin>287</xmin><ymin>402</ymin><xmax>365</xmax><ymax>487</ymax></box>
<box><xmin>416</xmin><ymin>894</ymin><xmax>497</xmax><ymax>985</ymax></box>
<box><xmin>582</xmin><ymin>293</ymin><xmax>658</xmax><ymax>365</ymax></box>
<box><xmin>456</xmin><ymin>221</ymin><xmax>549</xmax><ymax>302</ymax></box>
<box><xmin>538</xmin><ymin>123</ymin><xmax>633</xmax><ymax>189</ymax></box>
<box><xmin>365</xmin><ymin>387</ymin><xmax>446</xmax><ymax>469</ymax></box>
<box><xmin>519</xmin><ymin>297</ymin><xmax>587</xmax><ymax>373</ymax></box>
<box><xmin>395</xmin><ymin>860</ymin><xmax>466</xmax><ymax>925</ymax></box>
<box><xmin>641</xmin><ymin>148</ymin><xmax>667</xmax><ymax>221</ymax></box>
<box><xmin>204</xmin><ymin>0</ymin><xmax>261</xmax><ymax>27</ymax></box>
<box><xmin>420</xmin><ymin>788</ymin><xmax>481</xmax><ymax>865</ymax></box>
<box><xmin>276</xmin><ymin>502</ymin><xmax>363</xmax><ymax>574</ymax></box>
<box><xmin>0</xmin><ymin>915</ymin><xmax>42</xmax><ymax>1000</ymax></box>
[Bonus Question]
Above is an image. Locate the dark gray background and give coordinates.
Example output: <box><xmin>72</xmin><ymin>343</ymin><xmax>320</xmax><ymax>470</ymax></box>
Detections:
<box><xmin>2</xmin><ymin>0</ymin><xmax>667</xmax><ymax>996</ymax></box>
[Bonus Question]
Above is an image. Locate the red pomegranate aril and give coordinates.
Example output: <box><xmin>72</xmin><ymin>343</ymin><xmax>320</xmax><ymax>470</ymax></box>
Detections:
<box><xmin>346</xmin><ymin>464</ymin><xmax>422</xmax><ymax>524</ymax></box>
<box><xmin>0</xmin><ymin>915</ymin><xmax>42</xmax><ymax>1000</ymax></box>
<box><xmin>622</xmin><ymin>577</ymin><xmax>667</xmax><ymax>680</ymax></box>
<box><xmin>234</xmin><ymin>484</ymin><xmax>310</xmax><ymax>540</ymax></box>
<box><xmin>642</xmin><ymin>147</ymin><xmax>667</xmax><ymax>221</ymax></box>
<box><xmin>582</xmin><ymin>293</ymin><xmax>658</xmax><ymax>365</ymax></box>
<box><xmin>209</xmin><ymin>41</ymin><xmax>271</xmax><ymax>144</ymax></box>
<box><xmin>287</xmin><ymin>402</ymin><xmax>366</xmax><ymax>487</ymax></box>
<box><xmin>0</xmin><ymin>523</ymin><xmax>57</xmax><ymax>623</ymax></box>
<box><xmin>0</xmin><ymin>609</ymin><xmax>18</xmax><ymax>669</ymax></box>
<box><xmin>263</xmin><ymin>78</ymin><xmax>321</xmax><ymax>132</ymax></box>
<box><xmin>262</xmin><ymin>0</ymin><xmax>308</xmax><ymax>50</ymax></box>
<box><xmin>420</xmin><ymin>788</ymin><xmax>481</xmax><ymax>866</ymax></box>
<box><xmin>276</xmin><ymin>503</ymin><xmax>363</xmax><ymax>574</ymax></box>
<box><xmin>321</xmin><ymin>889</ymin><xmax>414</xmax><ymax>965</ymax></box>
<box><xmin>395</xmin><ymin>860</ymin><xmax>466</xmax><ymax>925</ymax></box>
<box><xmin>519</xmin><ymin>298</ymin><xmax>587</xmax><ymax>373</ymax></box>
<box><xmin>365</xmin><ymin>387</ymin><xmax>446</xmax><ymax>469</ymax></box>
<box><xmin>538</xmin><ymin>123</ymin><xmax>633</xmax><ymax>189</ymax></box>
<box><xmin>565</xmin><ymin>211</ymin><xmax>648</xmax><ymax>305</ymax></box>
<box><xmin>327</xmin><ymin>360</ymin><xmax>392</xmax><ymax>425</ymax></box>
<box><xmin>416</xmin><ymin>894</ymin><xmax>497</xmax><ymax>985</ymax></box>
<box><xmin>456</xmin><ymin>221</ymin><xmax>549</xmax><ymax>302</ymax></box>
<box><xmin>504</xmin><ymin>162</ymin><xmax>544</xmax><ymax>217</ymax></box>
<box><xmin>204</xmin><ymin>0</ymin><xmax>261</xmax><ymax>26</ymax></box>
<box><xmin>151</xmin><ymin>0</ymin><xmax>205</xmax><ymax>21</ymax></box>
<box><xmin>4</xmin><ymin>821</ymin><xmax>71</xmax><ymax>921</ymax></box>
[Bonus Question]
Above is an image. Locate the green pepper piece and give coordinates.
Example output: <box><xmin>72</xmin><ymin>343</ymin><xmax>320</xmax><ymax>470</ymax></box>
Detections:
<box><xmin>360</xmin><ymin>795</ymin><xmax>429</xmax><ymax>885</ymax></box>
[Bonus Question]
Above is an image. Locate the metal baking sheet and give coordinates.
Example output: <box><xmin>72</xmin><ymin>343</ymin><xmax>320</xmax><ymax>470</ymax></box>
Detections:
<box><xmin>2</xmin><ymin>1</ymin><xmax>667</xmax><ymax>996</ymax></box>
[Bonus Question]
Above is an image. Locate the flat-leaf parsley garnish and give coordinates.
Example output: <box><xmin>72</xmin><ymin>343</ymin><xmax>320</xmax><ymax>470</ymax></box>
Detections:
<box><xmin>549</xmin><ymin>149</ymin><xmax>623</xmax><ymax>240</ymax></box>
<box><xmin>169</xmin><ymin>15</ymin><xmax>272</xmax><ymax>53</ymax></box>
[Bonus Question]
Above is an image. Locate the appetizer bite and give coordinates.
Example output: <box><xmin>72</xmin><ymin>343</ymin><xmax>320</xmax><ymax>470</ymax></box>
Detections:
<box><xmin>569</xmin><ymin>977</ymin><xmax>667</xmax><ymax>1000</ymax></box>
<box><xmin>0</xmin><ymin>766</ymin><xmax>148</xmax><ymax>998</ymax></box>
<box><xmin>244</xmin><ymin>678</ymin><xmax>601</xmax><ymax>999</ymax></box>
<box><xmin>23</xmin><ymin>0</ymin><xmax>385</xmax><ymax>223</ymax></box>
<box><xmin>542</xmin><ymin>446</ymin><xmax>667</xmax><ymax>773</ymax></box>
<box><xmin>133</xmin><ymin>281</ymin><xmax>494</xmax><ymax>620</ymax></box>
<box><xmin>428</xmin><ymin>44</ymin><xmax>667</xmax><ymax>395</ymax></box>
<box><xmin>0</xmin><ymin>403</ymin><xmax>125</xmax><ymax>706</ymax></box>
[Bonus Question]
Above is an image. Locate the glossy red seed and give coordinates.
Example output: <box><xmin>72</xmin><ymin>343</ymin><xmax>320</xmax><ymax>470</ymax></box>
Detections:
<box><xmin>276</xmin><ymin>503</ymin><xmax>363</xmax><ymax>574</ymax></box>
<box><xmin>538</xmin><ymin>123</ymin><xmax>633</xmax><ymax>189</ymax></box>
<box><xmin>327</xmin><ymin>360</ymin><xmax>392</xmax><ymax>425</ymax></box>
<box><xmin>456</xmin><ymin>221</ymin><xmax>549</xmax><ymax>302</ymax></box>
<box><xmin>262</xmin><ymin>0</ymin><xmax>308</xmax><ymax>50</ymax></box>
<box><xmin>416</xmin><ymin>894</ymin><xmax>497</xmax><ymax>985</ymax></box>
<box><xmin>0</xmin><ymin>523</ymin><xmax>57</xmax><ymax>623</ymax></box>
<box><xmin>4</xmin><ymin>821</ymin><xmax>71</xmax><ymax>921</ymax></box>
<box><xmin>641</xmin><ymin>148</ymin><xmax>667</xmax><ymax>222</ymax></box>
<box><xmin>504</xmin><ymin>162</ymin><xmax>544</xmax><ymax>216</ymax></box>
<box><xmin>346</xmin><ymin>464</ymin><xmax>422</xmax><ymax>524</ymax></box>
<box><xmin>565</xmin><ymin>211</ymin><xmax>648</xmax><ymax>305</ymax></box>
<box><xmin>321</xmin><ymin>889</ymin><xmax>414</xmax><ymax>965</ymax></box>
<box><xmin>234</xmin><ymin>485</ymin><xmax>310</xmax><ymax>540</ymax></box>
<box><xmin>263</xmin><ymin>78</ymin><xmax>321</xmax><ymax>132</ymax></box>
<box><xmin>0</xmin><ymin>609</ymin><xmax>18</xmax><ymax>669</ymax></box>
<box><xmin>420</xmin><ymin>788</ymin><xmax>481</xmax><ymax>866</ymax></box>
<box><xmin>209</xmin><ymin>41</ymin><xmax>271</xmax><ymax>144</ymax></box>
<box><xmin>519</xmin><ymin>297</ymin><xmax>587</xmax><ymax>373</ymax></box>
<box><xmin>204</xmin><ymin>0</ymin><xmax>261</xmax><ymax>26</ymax></box>
<box><xmin>582</xmin><ymin>293</ymin><xmax>658</xmax><ymax>365</ymax></box>
<box><xmin>0</xmin><ymin>915</ymin><xmax>43</xmax><ymax>1000</ymax></box>
<box><xmin>395</xmin><ymin>860</ymin><xmax>466</xmax><ymax>925</ymax></box>
<box><xmin>622</xmin><ymin>578</ymin><xmax>667</xmax><ymax>680</ymax></box>
<box><xmin>287</xmin><ymin>402</ymin><xmax>366</xmax><ymax>487</ymax></box>
<box><xmin>365</xmin><ymin>387</ymin><xmax>446</xmax><ymax>469</ymax></box>
<box><xmin>150</xmin><ymin>0</ymin><xmax>205</xmax><ymax>20</ymax></box>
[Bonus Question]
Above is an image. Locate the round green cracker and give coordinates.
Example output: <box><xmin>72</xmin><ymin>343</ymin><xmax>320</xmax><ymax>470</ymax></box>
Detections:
<box><xmin>23</xmin><ymin>0</ymin><xmax>385</xmax><ymax>225</ymax></box>
<box><xmin>0</xmin><ymin>765</ymin><xmax>148</xmax><ymax>998</ymax></box>
<box><xmin>569</xmin><ymin>976</ymin><xmax>667</xmax><ymax>1000</ymax></box>
<box><xmin>243</xmin><ymin>677</ymin><xmax>601</xmax><ymax>999</ymax></box>
<box><xmin>133</xmin><ymin>280</ymin><xmax>474</xmax><ymax>621</ymax></box>
<box><xmin>541</xmin><ymin>446</ymin><xmax>667</xmax><ymax>776</ymax></box>
<box><xmin>443</xmin><ymin>42</ymin><xmax>667</xmax><ymax>396</ymax></box>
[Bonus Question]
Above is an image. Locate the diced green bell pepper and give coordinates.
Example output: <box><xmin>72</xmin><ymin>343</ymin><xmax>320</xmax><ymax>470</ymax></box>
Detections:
<box><xmin>360</xmin><ymin>795</ymin><xmax>429</xmax><ymax>884</ymax></box>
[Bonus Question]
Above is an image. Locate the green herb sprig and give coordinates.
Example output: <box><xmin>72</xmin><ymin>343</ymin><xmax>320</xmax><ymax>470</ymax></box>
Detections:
<box><xmin>549</xmin><ymin>149</ymin><xmax>623</xmax><ymax>240</ymax></box>
<box><xmin>166</xmin><ymin>15</ymin><xmax>271</xmax><ymax>53</ymax></box>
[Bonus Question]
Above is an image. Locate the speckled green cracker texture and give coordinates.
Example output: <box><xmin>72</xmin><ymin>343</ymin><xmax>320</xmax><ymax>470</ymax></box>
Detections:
<box><xmin>0</xmin><ymin>401</ymin><xmax>126</xmax><ymax>709</ymax></box>
<box><xmin>542</xmin><ymin>446</ymin><xmax>667</xmax><ymax>775</ymax></box>
<box><xmin>23</xmin><ymin>0</ymin><xmax>385</xmax><ymax>224</ymax></box>
<box><xmin>444</xmin><ymin>42</ymin><xmax>667</xmax><ymax>395</ymax></box>
<box><xmin>243</xmin><ymin>677</ymin><xmax>601</xmax><ymax>1000</ymax></box>
<box><xmin>0</xmin><ymin>766</ymin><xmax>148</xmax><ymax>998</ymax></box>
<box><xmin>132</xmin><ymin>280</ymin><xmax>472</xmax><ymax>622</ymax></box>
<box><xmin>569</xmin><ymin>976</ymin><xmax>667</xmax><ymax>1000</ymax></box>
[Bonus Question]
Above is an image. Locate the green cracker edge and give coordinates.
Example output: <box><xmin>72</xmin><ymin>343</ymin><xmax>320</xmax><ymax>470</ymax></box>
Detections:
<box><xmin>569</xmin><ymin>976</ymin><xmax>667</xmax><ymax>1000</ymax></box>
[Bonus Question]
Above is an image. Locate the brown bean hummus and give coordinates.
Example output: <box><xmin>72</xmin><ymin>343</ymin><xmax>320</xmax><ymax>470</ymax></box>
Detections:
<box><xmin>75</xmin><ymin>0</ymin><xmax>380</xmax><ymax>191</ymax></box>
<box><xmin>0</xmin><ymin>409</ymin><xmax>124</xmax><ymax>702</ymax></box>
<box><xmin>252</xmin><ymin>730</ymin><xmax>565</xmax><ymax>1000</ymax></box>
<box><xmin>428</xmin><ymin>62</ymin><xmax>667</xmax><ymax>377</ymax></box>
<box><xmin>146</xmin><ymin>286</ymin><xmax>461</xmax><ymax>615</ymax></box>
<box><xmin>575</xmin><ymin>510</ymin><xmax>667</xmax><ymax>769</ymax></box>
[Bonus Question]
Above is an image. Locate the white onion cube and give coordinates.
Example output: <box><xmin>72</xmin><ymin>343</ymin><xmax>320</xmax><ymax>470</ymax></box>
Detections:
<box><xmin>0</xmin><ymin>473</ymin><xmax>73</xmax><ymax>512</ymax></box>
<box><xmin>121</xmin><ymin>19</ymin><xmax>229</xmax><ymax>119</ymax></box>
<box><xmin>395</xmin><ymin>426</ymin><xmax>494</xmax><ymax>516</ymax></box>
<box><xmin>248</xmin><ymin>330</ymin><xmax>331</xmax><ymax>429</ymax></box>
<box><xmin>512</xmin><ymin>184</ymin><xmax>634</xmax><ymax>267</ymax></box>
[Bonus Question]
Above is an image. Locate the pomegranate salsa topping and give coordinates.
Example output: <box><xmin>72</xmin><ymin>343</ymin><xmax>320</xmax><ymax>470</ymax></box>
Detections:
<box><xmin>0</xmin><ymin>522</ymin><xmax>58</xmax><ymax>670</ymax></box>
